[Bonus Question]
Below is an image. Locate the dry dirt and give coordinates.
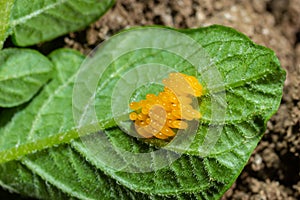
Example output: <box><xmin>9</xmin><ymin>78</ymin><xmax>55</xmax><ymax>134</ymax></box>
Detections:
<box><xmin>65</xmin><ymin>0</ymin><xmax>300</xmax><ymax>199</ymax></box>
<box><xmin>2</xmin><ymin>0</ymin><xmax>299</xmax><ymax>199</ymax></box>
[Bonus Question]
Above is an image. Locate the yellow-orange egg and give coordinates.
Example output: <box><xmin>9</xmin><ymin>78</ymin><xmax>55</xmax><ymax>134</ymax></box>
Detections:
<box><xmin>129</xmin><ymin>72</ymin><xmax>203</xmax><ymax>139</ymax></box>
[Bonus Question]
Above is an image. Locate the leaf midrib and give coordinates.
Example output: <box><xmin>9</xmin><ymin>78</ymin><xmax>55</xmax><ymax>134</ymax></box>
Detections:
<box><xmin>0</xmin><ymin>70</ymin><xmax>52</xmax><ymax>82</ymax></box>
<box><xmin>10</xmin><ymin>0</ymin><xmax>68</xmax><ymax>27</ymax></box>
<box><xmin>0</xmin><ymin>117</ymin><xmax>115</xmax><ymax>164</ymax></box>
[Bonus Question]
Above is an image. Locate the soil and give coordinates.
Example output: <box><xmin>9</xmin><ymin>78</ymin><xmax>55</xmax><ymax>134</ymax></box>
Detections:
<box><xmin>2</xmin><ymin>0</ymin><xmax>300</xmax><ymax>199</ymax></box>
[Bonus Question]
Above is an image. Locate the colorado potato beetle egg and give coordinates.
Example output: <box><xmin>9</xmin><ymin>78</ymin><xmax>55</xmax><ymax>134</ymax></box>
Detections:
<box><xmin>129</xmin><ymin>72</ymin><xmax>203</xmax><ymax>139</ymax></box>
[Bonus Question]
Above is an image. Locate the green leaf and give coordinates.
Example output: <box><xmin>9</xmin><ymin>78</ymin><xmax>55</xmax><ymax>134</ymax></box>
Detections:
<box><xmin>0</xmin><ymin>0</ymin><xmax>14</xmax><ymax>49</ymax></box>
<box><xmin>71</xmin><ymin>26</ymin><xmax>284</xmax><ymax>199</ymax></box>
<box><xmin>9</xmin><ymin>0</ymin><xmax>115</xmax><ymax>46</ymax></box>
<box><xmin>0</xmin><ymin>25</ymin><xmax>285</xmax><ymax>199</ymax></box>
<box><xmin>0</xmin><ymin>48</ymin><xmax>53</xmax><ymax>107</ymax></box>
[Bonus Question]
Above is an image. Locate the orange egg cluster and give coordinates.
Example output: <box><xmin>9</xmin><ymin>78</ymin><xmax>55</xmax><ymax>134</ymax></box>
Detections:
<box><xmin>129</xmin><ymin>72</ymin><xmax>203</xmax><ymax>139</ymax></box>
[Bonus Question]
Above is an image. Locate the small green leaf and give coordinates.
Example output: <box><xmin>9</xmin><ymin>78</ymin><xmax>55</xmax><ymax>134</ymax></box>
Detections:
<box><xmin>0</xmin><ymin>48</ymin><xmax>53</xmax><ymax>107</ymax></box>
<box><xmin>0</xmin><ymin>0</ymin><xmax>14</xmax><ymax>49</ymax></box>
<box><xmin>10</xmin><ymin>0</ymin><xmax>115</xmax><ymax>46</ymax></box>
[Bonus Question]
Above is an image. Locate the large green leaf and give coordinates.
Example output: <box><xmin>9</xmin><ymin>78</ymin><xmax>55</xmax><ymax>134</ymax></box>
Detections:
<box><xmin>9</xmin><ymin>0</ymin><xmax>115</xmax><ymax>46</ymax></box>
<box><xmin>0</xmin><ymin>0</ymin><xmax>14</xmax><ymax>49</ymax></box>
<box><xmin>0</xmin><ymin>25</ymin><xmax>285</xmax><ymax>199</ymax></box>
<box><xmin>0</xmin><ymin>48</ymin><xmax>53</xmax><ymax>107</ymax></box>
